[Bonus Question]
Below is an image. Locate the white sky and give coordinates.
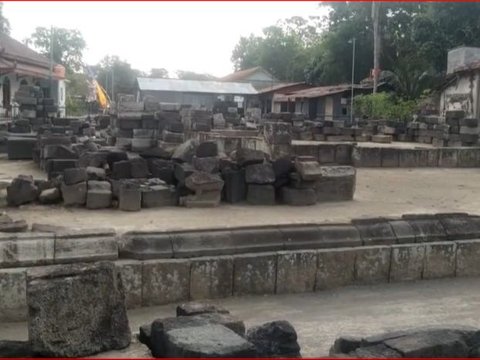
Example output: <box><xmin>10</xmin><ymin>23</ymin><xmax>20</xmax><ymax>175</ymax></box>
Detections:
<box><xmin>4</xmin><ymin>1</ymin><xmax>327</xmax><ymax>78</ymax></box>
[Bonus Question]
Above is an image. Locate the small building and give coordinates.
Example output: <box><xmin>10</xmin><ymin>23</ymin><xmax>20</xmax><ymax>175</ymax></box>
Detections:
<box><xmin>0</xmin><ymin>33</ymin><xmax>66</xmax><ymax>117</ymax></box>
<box><xmin>219</xmin><ymin>66</ymin><xmax>279</xmax><ymax>90</ymax></box>
<box><xmin>439</xmin><ymin>47</ymin><xmax>480</xmax><ymax>118</ymax></box>
<box><xmin>272</xmin><ymin>84</ymin><xmax>374</xmax><ymax>121</ymax></box>
<box><xmin>256</xmin><ymin>82</ymin><xmax>313</xmax><ymax>114</ymax></box>
<box><xmin>135</xmin><ymin>77</ymin><xmax>258</xmax><ymax>110</ymax></box>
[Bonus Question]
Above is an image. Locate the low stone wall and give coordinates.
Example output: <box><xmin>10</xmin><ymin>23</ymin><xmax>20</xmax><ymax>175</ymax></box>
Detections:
<box><xmin>290</xmin><ymin>142</ymin><xmax>480</xmax><ymax>168</ymax></box>
<box><xmin>2</xmin><ymin>238</ymin><xmax>479</xmax><ymax>321</ymax></box>
<box><xmin>2</xmin><ymin>212</ymin><xmax>480</xmax><ymax>322</ymax></box>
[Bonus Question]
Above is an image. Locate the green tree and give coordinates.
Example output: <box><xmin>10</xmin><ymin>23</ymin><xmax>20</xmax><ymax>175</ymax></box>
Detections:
<box><xmin>176</xmin><ymin>70</ymin><xmax>216</xmax><ymax>81</ymax></box>
<box><xmin>95</xmin><ymin>55</ymin><xmax>144</xmax><ymax>100</ymax></box>
<box><xmin>0</xmin><ymin>3</ymin><xmax>10</xmax><ymax>35</ymax></box>
<box><xmin>150</xmin><ymin>68</ymin><xmax>169</xmax><ymax>78</ymax></box>
<box><xmin>26</xmin><ymin>27</ymin><xmax>86</xmax><ymax>72</ymax></box>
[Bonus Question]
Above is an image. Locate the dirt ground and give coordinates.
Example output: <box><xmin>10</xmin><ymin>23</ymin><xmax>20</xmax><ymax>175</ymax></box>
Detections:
<box><xmin>4</xmin><ymin>277</ymin><xmax>480</xmax><ymax>357</ymax></box>
<box><xmin>0</xmin><ymin>157</ymin><xmax>479</xmax><ymax>232</ymax></box>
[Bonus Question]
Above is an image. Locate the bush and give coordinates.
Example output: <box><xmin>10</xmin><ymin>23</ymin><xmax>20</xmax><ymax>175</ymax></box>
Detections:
<box><xmin>354</xmin><ymin>93</ymin><xmax>417</xmax><ymax>122</ymax></box>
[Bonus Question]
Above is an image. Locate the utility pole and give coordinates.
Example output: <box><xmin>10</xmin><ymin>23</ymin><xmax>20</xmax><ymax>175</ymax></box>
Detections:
<box><xmin>372</xmin><ymin>1</ymin><xmax>380</xmax><ymax>94</ymax></box>
<box><xmin>350</xmin><ymin>37</ymin><xmax>356</xmax><ymax>126</ymax></box>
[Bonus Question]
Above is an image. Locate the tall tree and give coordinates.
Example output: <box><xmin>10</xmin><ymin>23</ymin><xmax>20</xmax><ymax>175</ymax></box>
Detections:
<box><xmin>176</xmin><ymin>70</ymin><xmax>216</xmax><ymax>81</ymax></box>
<box><xmin>94</xmin><ymin>55</ymin><xmax>144</xmax><ymax>100</ymax></box>
<box><xmin>149</xmin><ymin>68</ymin><xmax>169</xmax><ymax>78</ymax></box>
<box><xmin>26</xmin><ymin>27</ymin><xmax>86</xmax><ymax>72</ymax></box>
<box><xmin>0</xmin><ymin>2</ymin><xmax>10</xmax><ymax>35</ymax></box>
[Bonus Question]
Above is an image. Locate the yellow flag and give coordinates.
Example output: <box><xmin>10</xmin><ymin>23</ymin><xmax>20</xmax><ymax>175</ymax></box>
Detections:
<box><xmin>94</xmin><ymin>80</ymin><xmax>109</xmax><ymax>109</ymax></box>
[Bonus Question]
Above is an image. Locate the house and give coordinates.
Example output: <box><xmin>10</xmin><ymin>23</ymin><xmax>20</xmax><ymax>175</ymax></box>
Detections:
<box><xmin>272</xmin><ymin>84</ymin><xmax>374</xmax><ymax>121</ymax></box>
<box><xmin>439</xmin><ymin>47</ymin><xmax>480</xmax><ymax>118</ymax></box>
<box><xmin>220</xmin><ymin>66</ymin><xmax>279</xmax><ymax>90</ymax></box>
<box><xmin>0</xmin><ymin>33</ymin><xmax>66</xmax><ymax>117</ymax></box>
<box><xmin>256</xmin><ymin>82</ymin><xmax>313</xmax><ymax>114</ymax></box>
<box><xmin>136</xmin><ymin>77</ymin><xmax>257</xmax><ymax>110</ymax></box>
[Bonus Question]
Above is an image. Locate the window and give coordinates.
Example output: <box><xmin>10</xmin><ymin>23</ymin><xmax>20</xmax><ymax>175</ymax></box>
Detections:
<box><xmin>20</xmin><ymin>79</ymin><xmax>28</xmax><ymax>86</ymax></box>
<box><xmin>280</xmin><ymin>102</ymin><xmax>288</xmax><ymax>112</ymax></box>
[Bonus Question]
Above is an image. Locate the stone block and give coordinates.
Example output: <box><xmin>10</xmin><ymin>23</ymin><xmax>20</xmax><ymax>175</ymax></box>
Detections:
<box><xmin>170</xmin><ymin>230</ymin><xmax>232</xmax><ymax>258</ymax></box>
<box><xmin>119</xmin><ymin>183</ymin><xmax>142</xmax><ymax>211</ymax></box>
<box><xmin>318</xmin><ymin>144</ymin><xmax>336</xmax><ymax>164</ymax></box>
<box><xmin>335</xmin><ymin>144</ymin><xmax>353</xmax><ymax>165</ymax></box>
<box><xmin>196</xmin><ymin>141</ymin><xmax>218</xmax><ymax>157</ymax></box>
<box><xmin>190</xmin><ymin>256</ymin><xmax>233</xmax><ymax>300</ymax></box>
<box><xmin>130</xmin><ymin>158</ymin><xmax>150</xmax><ymax>178</ymax></box>
<box><xmin>233</xmin><ymin>252</ymin><xmax>277</xmax><ymax>296</ymax></box>
<box><xmin>0</xmin><ymin>267</ymin><xmax>27</xmax><ymax>321</ymax></box>
<box><xmin>86</xmin><ymin>181</ymin><xmax>112</xmax><ymax>209</ymax></box>
<box><xmin>436</xmin><ymin>213</ymin><xmax>480</xmax><ymax>240</ymax></box>
<box><xmin>63</xmin><ymin>168</ymin><xmax>87</xmax><ymax>185</ymax></box>
<box><xmin>455</xmin><ymin>239</ymin><xmax>480</xmax><ymax>277</ymax></box>
<box><xmin>7</xmin><ymin>137</ymin><xmax>35</xmax><ymax>160</ymax></box>
<box><xmin>247</xmin><ymin>184</ymin><xmax>275</xmax><ymax>205</ymax></box>
<box><xmin>7</xmin><ymin>175</ymin><xmax>38</xmax><ymax>206</ymax></box>
<box><xmin>264</xmin><ymin>122</ymin><xmax>292</xmax><ymax>145</ymax></box>
<box><xmin>191</xmin><ymin>312</ymin><xmax>245</xmax><ymax>336</ymax></box>
<box><xmin>26</xmin><ymin>262</ymin><xmax>130</xmax><ymax>357</ymax></box>
<box><xmin>294</xmin><ymin>159</ymin><xmax>322</xmax><ymax>180</ymax></box>
<box><xmin>403</xmin><ymin>216</ymin><xmax>447</xmax><ymax>242</ymax></box>
<box><xmin>142</xmin><ymin>259</ymin><xmax>190</xmax><ymax>306</ymax></box>
<box><xmin>457</xmin><ymin>148</ymin><xmax>480</xmax><ymax>167</ymax></box>
<box><xmin>120</xmin><ymin>232</ymin><xmax>173</xmax><ymax>260</ymax></box>
<box><xmin>112</xmin><ymin>160</ymin><xmax>132</xmax><ymax>179</ymax></box>
<box><xmin>282</xmin><ymin>224</ymin><xmax>361</xmax><ymax>250</ymax></box>
<box><xmin>246</xmin><ymin>320</ymin><xmax>300</xmax><ymax>357</ymax></box>
<box><xmin>280</xmin><ymin>187</ymin><xmax>316</xmax><ymax>206</ymax></box>
<box><xmin>192</xmin><ymin>156</ymin><xmax>219</xmax><ymax>173</ymax></box>
<box><xmin>316</xmin><ymin>247</ymin><xmax>356</xmax><ymax>290</ymax></box>
<box><xmin>439</xmin><ymin>148</ymin><xmax>458</xmax><ymax>167</ymax></box>
<box><xmin>182</xmin><ymin>189</ymin><xmax>222</xmax><ymax>208</ymax></box>
<box><xmin>423</xmin><ymin>242</ymin><xmax>456</xmax><ymax>279</ymax></box>
<box><xmin>354</xmin><ymin>246</ymin><xmax>391</xmax><ymax>284</ymax></box>
<box><xmin>39</xmin><ymin>188</ymin><xmax>61</xmax><ymax>204</ymax></box>
<box><xmin>185</xmin><ymin>171</ymin><xmax>224</xmax><ymax>192</ymax></box>
<box><xmin>315</xmin><ymin>166</ymin><xmax>356</xmax><ymax>202</ymax></box>
<box><xmin>276</xmin><ymin>250</ymin><xmax>317</xmax><ymax>294</ymax></box>
<box><xmin>352</xmin><ymin>147</ymin><xmax>381</xmax><ymax>167</ymax></box>
<box><xmin>245</xmin><ymin>163</ymin><xmax>275</xmax><ymax>184</ymax></box>
<box><xmin>61</xmin><ymin>181</ymin><xmax>87</xmax><ymax>206</ymax></box>
<box><xmin>388</xmin><ymin>220</ymin><xmax>416</xmax><ymax>244</ymax></box>
<box><xmin>353</xmin><ymin>218</ymin><xmax>397</xmax><ymax>246</ymax></box>
<box><xmin>235</xmin><ymin>148</ymin><xmax>266</xmax><ymax>166</ymax></box>
<box><xmin>141</xmin><ymin>185</ymin><xmax>176</xmax><ymax>208</ymax></box>
<box><xmin>381</xmin><ymin>148</ymin><xmax>399</xmax><ymax>167</ymax></box>
<box><xmin>0</xmin><ymin>232</ymin><xmax>55</xmax><ymax>267</ymax></box>
<box><xmin>115</xmin><ymin>260</ymin><xmax>142</xmax><ymax>309</ymax></box>
<box><xmin>222</xmin><ymin>168</ymin><xmax>247</xmax><ymax>203</ymax></box>
<box><xmin>54</xmin><ymin>228</ymin><xmax>118</xmax><ymax>263</ymax></box>
<box><xmin>163</xmin><ymin>324</ymin><xmax>255</xmax><ymax>357</ymax></box>
<box><xmin>390</xmin><ymin>244</ymin><xmax>425</xmax><ymax>282</ymax></box>
<box><xmin>230</xmin><ymin>227</ymin><xmax>284</xmax><ymax>253</ymax></box>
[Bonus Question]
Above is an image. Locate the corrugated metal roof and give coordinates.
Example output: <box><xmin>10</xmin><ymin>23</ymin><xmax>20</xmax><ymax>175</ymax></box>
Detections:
<box><xmin>0</xmin><ymin>33</ymin><xmax>51</xmax><ymax>68</ymax></box>
<box><xmin>137</xmin><ymin>77</ymin><xmax>258</xmax><ymax>95</ymax></box>
<box><xmin>273</xmin><ymin>84</ymin><xmax>374</xmax><ymax>101</ymax></box>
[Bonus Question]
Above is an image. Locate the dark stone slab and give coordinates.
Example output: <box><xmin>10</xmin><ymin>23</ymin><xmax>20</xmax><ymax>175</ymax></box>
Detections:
<box><xmin>245</xmin><ymin>163</ymin><xmax>275</xmax><ymax>184</ymax></box>
<box><xmin>222</xmin><ymin>168</ymin><xmax>247</xmax><ymax>203</ymax></box>
<box><xmin>63</xmin><ymin>168</ymin><xmax>87</xmax><ymax>185</ymax></box>
<box><xmin>247</xmin><ymin>320</ymin><xmax>301</xmax><ymax>357</ymax></box>
<box><xmin>196</xmin><ymin>141</ymin><xmax>218</xmax><ymax>158</ymax></box>
<box><xmin>247</xmin><ymin>184</ymin><xmax>275</xmax><ymax>205</ymax></box>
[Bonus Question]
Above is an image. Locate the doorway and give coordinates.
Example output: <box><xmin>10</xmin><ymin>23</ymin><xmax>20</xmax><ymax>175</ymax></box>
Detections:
<box><xmin>2</xmin><ymin>77</ymin><xmax>10</xmax><ymax>114</ymax></box>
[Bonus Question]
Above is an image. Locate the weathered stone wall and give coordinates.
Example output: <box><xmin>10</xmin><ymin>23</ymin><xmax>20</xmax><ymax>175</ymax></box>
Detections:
<box><xmin>2</xmin><ymin>213</ymin><xmax>480</xmax><ymax>321</ymax></box>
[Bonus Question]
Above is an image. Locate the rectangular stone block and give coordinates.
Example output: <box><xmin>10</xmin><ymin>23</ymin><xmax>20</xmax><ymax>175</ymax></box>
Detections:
<box><xmin>335</xmin><ymin>144</ymin><xmax>353</xmax><ymax>165</ymax></box>
<box><xmin>353</xmin><ymin>219</ymin><xmax>397</xmax><ymax>246</ymax></box>
<box><xmin>120</xmin><ymin>232</ymin><xmax>173</xmax><ymax>259</ymax></box>
<box><xmin>246</xmin><ymin>184</ymin><xmax>275</xmax><ymax>205</ymax></box>
<box><xmin>190</xmin><ymin>256</ymin><xmax>233</xmax><ymax>300</ymax></box>
<box><xmin>403</xmin><ymin>215</ymin><xmax>447</xmax><ymax>243</ymax></box>
<box><xmin>0</xmin><ymin>267</ymin><xmax>27</xmax><ymax>321</ymax></box>
<box><xmin>423</xmin><ymin>242</ymin><xmax>456</xmax><ymax>279</ymax></box>
<box><xmin>438</xmin><ymin>148</ymin><xmax>458</xmax><ymax>167</ymax></box>
<box><xmin>352</xmin><ymin>147</ymin><xmax>381</xmax><ymax>167</ymax></box>
<box><xmin>115</xmin><ymin>260</ymin><xmax>142</xmax><ymax>309</ymax></box>
<box><xmin>316</xmin><ymin>248</ymin><xmax>355</xmax><ymax>290</ymax></box>
<box><xmin>455</xmin><ymin>239</ymin><xmax>480</xmax><ymax>277</ymax></box>
<box><xmin>388</xmin><ymin>220</ymin><xmax>416</xmax><ymax>244</ymax></box>
<box><xmin>314</xmin><ymin>166</ymin><xmax>356</xmax><ymax>202</ymax></box>
<box><xmin>390</xmin><ymin>244</ymin><xmax>425</xmax><ymax>282</ymax></box>
<box><xmin>233</xmin><ymin>252</ymin><xmax>276</xmax><ymax>296</ymax></box>
<box><xmin>457</xmin><ymin>148</ymin><xmax>480</xmax><ymax>168</ymax></box>
<box><xmin>171</xmin><ymin>230</ymin><xmax>233</xmax><ymax>258</ymax></box>
<box><xmin>230</xmin><ymin>227</ymin><xmax>284</xmax><ymax>254</ymax></box>
<box><xmin>282</xmin><ymin>224</ymin><xmax>361</xmax><ymax>250</ymax></box>
<box><xmin>142</xmin><ymin>259</ymin><xmax>190</xmax><ymax>306</ymax></box>
<box><xmin>7</xmin><ymin>137</ymin><xmax>35</xmax><ymax>160</ymax></box>
<box><xmin>0</xmin><ymin>233</ymin><xmax>55</xmax><ymax>268</ymax></box>
<box><xmin>354</xmin><ymin>246</ymin><xmax>391</xmax><ymax>284</ymax></box>
<box><xmin>318</xmin><ymin>144</ymin><xmax>336</xmax><ymax>164</ymax></box>
<box><xmin>276</xmin><ymin>250</ymin><xmax>317</xmax><ymax>294</ymax></box>
<box><xmin>54</xmin><ymin>229</ymin><xmax>118</xmax><ymax>263</ymax></box>
<box><xmin>381</xmin><ymin>148</ymin><xmax>399</xmax><ymax>167</ymax></box>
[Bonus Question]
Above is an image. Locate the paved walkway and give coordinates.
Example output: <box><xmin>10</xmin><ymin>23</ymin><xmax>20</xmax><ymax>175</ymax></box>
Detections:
<box><xmin>4</xmin><ymin>277</ymin><xmax>480</xmax><ymax>357</ymax></box>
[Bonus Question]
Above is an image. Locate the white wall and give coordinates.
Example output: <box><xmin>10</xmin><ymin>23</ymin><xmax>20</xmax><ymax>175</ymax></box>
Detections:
<box><xmin>440</xmin><ymin>71</ymin><xmax>480</xmax><ymax>118</ymax></box>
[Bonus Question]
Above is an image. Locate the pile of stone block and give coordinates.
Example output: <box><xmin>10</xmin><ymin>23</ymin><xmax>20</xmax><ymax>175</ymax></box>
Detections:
<box><xmin>13</xmin><ymin>85</ymin><xmax>57</xmax><ymax>131</ymax></box>
<box><xmin>138</xmin><ymin>301</ymin><xmax>301</xmax><ymax>358</ymax></box>
<box><xmin>181</xmin><ymin>108</ymin><xmax>213</xmax><ymax>132</ymax></box>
